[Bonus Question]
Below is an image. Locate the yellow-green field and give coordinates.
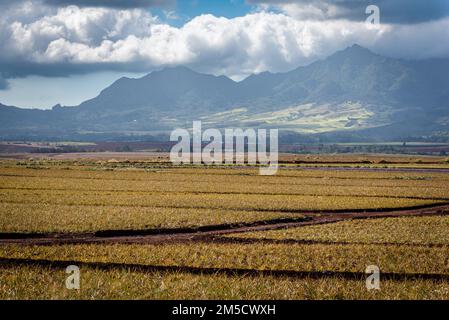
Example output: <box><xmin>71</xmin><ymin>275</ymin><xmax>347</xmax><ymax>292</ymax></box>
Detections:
<box><xmin>228</xmin><ymin>215</ymin><xmax>449</xmax><ymax>245</ymax></box>
<box><xmin>1</xmin><ymin>158</ymin><xmax>449</xmax><ymax>299</ymax></box>
<box><xmin>3</xmin><ymin>265</ymin><xmax>449</xmax><ymax>300</ymax></box>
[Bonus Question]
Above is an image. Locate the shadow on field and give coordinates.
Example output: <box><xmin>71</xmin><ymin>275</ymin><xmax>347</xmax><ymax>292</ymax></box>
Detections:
<box><xmin>1</xmin><ymin>257</ymin><xmax>449</xmax><ymax>282</ymax></box>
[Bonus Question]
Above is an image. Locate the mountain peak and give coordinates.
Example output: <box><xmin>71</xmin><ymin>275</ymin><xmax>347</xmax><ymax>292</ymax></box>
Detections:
<box><xmin>141</xmin><ymin>65</ymin><xmax>236</xmax><ymax>87</ymax></box>
<box><xmin>324</xmin><ymin>44</ymin><xmax>379</xmax><ymax>66</ymax></box>
<box><xmin>158</xmin><ymin>65</ymin><xmax>197</xmax><ymax>75</ymax></box>
<box><xmin>350</xmin><ymin>43</ymin><xmax>365</xmax><ymax>49</ymax></box>
<box><xmin>141</xmin><ymin>65</ymin><xmax>208</xmax><ymax>81</ymax></box>
<box><xmin>340</xmin><ymin>44</ymin><xmax>376</xmax><ymax>56</ymax></box>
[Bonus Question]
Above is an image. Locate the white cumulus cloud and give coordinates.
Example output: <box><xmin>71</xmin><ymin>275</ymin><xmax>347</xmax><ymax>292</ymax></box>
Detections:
<box><xmin>0</xmin><ymin>0</ymin><xmax>448</xmax><ymax>82</ymax></box>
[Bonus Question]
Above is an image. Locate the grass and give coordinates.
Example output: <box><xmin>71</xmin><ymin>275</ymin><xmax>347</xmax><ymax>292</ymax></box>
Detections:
<box><xmin>0</xmin><ymin>203</ymin><xmax>300</xmax><ymax>233</ymax></box>
<box><xmin>2</xmin><ymin>264</ymin><xmax>449</xmax><ymax>300</ymax></box>
<box><xmin>1</xmin><ymin>242</ymin><xmax>449</xmax><ymax>274</ymax></box>
<box><xmin>229</xmin><ymin>216</ymin><xmax>449</xmax><ymax>245</ymax></box>
<box><xmin>1</xmin><ymin>158</ymin><xmax>449</xmax><ymax>299</ymax></box>
<box><xmin>2</xmin><ymin>175</ymin><xmax>449</xmax><ymax>199</ymax></box>
<box><xmin>1</xmin><ymin>164</ymin><xmax>448</xmax><ymax>233</ymax></box>
<box><xmin>0</xmin><ymin>188</ymin><xmax>441</xmax><ymax>211</ymax></box>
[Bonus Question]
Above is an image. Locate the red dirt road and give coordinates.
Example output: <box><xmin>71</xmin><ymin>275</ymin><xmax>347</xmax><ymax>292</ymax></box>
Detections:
<box><xmin>1</xmin><ymin>203</ymin><xmax>448</xmax><ymax>246</ymax></box>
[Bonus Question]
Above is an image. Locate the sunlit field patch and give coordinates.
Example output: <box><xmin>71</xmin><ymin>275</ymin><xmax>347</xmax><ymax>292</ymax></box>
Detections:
<box><xmin>1</xmin><ymin>163</ymin><xmax>448</xmax><ymax>233</ymax></box>
<box><xmin>0</xmin><ymin>203</ymin><xmax>300</xmax><ymax>233</ymax></box>
<box><xmin>1</xmin><ymin>242</ymin><xmax>449</xmax><ymax>275</ymax></box>
<box><xmin>0</xmin><ymin>159</ymin><xmax>449</xmax><ymax>300</ymax></box>
<box><xmin>229</xmin><ymin>216</ymin><xmax>449</xmax><ymax>245</ymax></box>
<box><xmin>1</xmin><ymin>264</ymin><xmax>449</xmax><ymax>300</ymax></box>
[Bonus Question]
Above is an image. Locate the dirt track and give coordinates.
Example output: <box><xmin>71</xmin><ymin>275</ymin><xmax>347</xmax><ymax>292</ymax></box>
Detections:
<box><xmin>1</xmin><ymin>203</ymin><xmax>449</xmax><ymax>246</ymax></box>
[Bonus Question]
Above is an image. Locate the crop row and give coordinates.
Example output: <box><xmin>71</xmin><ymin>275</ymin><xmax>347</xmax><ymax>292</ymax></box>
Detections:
<box><xmin>1</xmin><ymin>241</ymin><xmax>449</xmax><ymax>274</ymax></box>
<box><xmin>1</xmin><ymin>176</ymin><xmax>449</xmax><ymax>200</ymax></box>
<box><xmin>0</xmin><ymin>189</ymin><xmax>441</xmax><ymax>212</ymax></box>
<box><xmin>230</xmin><ymin>215</ymin><xmax>449</xmax><ymax>245</ymax></box>
<box><xmin>0</xmin><ymin>202</ymin><xmax>299</xmax><ymax>233</ymax></box>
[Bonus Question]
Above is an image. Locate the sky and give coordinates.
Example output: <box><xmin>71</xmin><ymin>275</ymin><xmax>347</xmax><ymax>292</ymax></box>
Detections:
<box><xmin>0</xmin><ymin>0</ymin><xmax>448</xmax><ymax>109</ymax></box>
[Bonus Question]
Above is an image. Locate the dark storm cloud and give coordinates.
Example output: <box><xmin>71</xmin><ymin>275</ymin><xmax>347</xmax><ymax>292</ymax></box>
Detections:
<box><xmin>0</xmin><ymin>74</ymin><xmax>8</xmax><ymax>90</ymax></box>
<box><xmin>0</xmin><ymin>1</ymin><xmax>18</xmax><ymax>7</ymax></box>
<box><xmin>43</xmin><ymin>0</ymin><xmax>174</xmax><ymax>8</ymax></box>
<box><xmin>0</xmin><ymin>0</ymin><xmax>174</xmax><ymax>9</ymax></box>
<box><xmin>248</xmin><ymin>0</ymin><xmax>449</xmax><ymax>24</ymax></box>
<box><xmin>0</xmin><ymin>61</ymin><xmax>152</xmax><ymax>79</ymax></box>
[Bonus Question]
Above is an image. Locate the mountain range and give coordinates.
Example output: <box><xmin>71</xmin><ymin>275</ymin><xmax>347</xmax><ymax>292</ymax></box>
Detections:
<box><xmin>1</xmin><ymin>44</ymin><xmax>449</xmax><ymax>142</ymax></box>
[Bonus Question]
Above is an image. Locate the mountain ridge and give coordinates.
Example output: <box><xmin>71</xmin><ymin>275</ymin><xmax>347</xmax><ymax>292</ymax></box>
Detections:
<box><xmin>1</xmin><ymin>44</ymin><xmax>449</xmax><ymax>141</ymax></box>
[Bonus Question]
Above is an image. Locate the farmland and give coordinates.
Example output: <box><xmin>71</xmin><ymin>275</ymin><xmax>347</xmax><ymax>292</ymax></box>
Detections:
<box><xmin>0</xmin><ymin>156</ymin><xmax>449</xmax><ymax>299</ymax></box>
